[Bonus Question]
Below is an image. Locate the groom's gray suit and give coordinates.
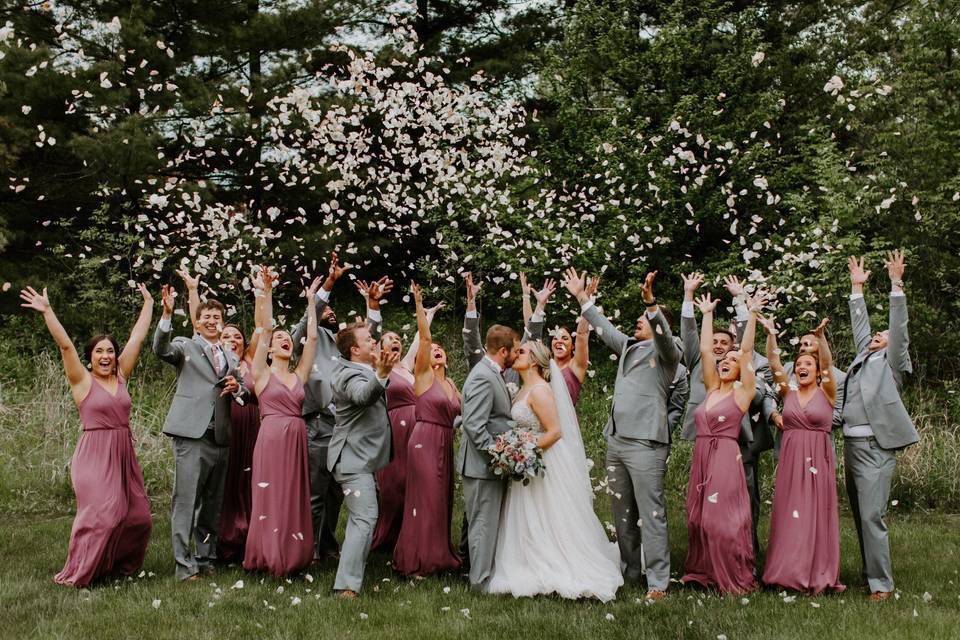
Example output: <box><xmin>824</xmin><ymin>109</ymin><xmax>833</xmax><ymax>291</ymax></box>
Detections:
<box><xmin>328</xmin><ymin>358</ymin><xmax>391</xmax><ymax>593</ymax></box>
<box><xmin>459</xmin><ymin>355</ymin><xmax>516</xmax><ymax>587</ymax></box>
<box><xmin>153</xmin><ymin>320</ymin><xmax>240</xmax><ymax>580</ymax></box>
<box><xmin>292</xmin><ymin>291</ymin><xmax>381</xmax><ymax>559</ymax></box>
<box><xmin>842</xmin><ymin>292</ymin><xmax>918</xmax><ymax>593</ymax></box>
<box><xmin>581</xmin><ymin>302</ymin><xmax>680</xmax><ymax>592</ymax></box>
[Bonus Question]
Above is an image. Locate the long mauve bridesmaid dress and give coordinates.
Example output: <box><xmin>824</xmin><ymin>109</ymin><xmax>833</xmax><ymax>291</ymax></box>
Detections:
<box><xmin>243</xmin><ymin>374</ymin><xmax>313</xmax><ymax>577</ymax></box>
<box><xmin>370</xmin><ymin>369</ymin><xmax>416</xmax><ymax>551</ymax></box>
<box><xmin>392</xmin><ymin>378</ymin><xmax>462</xmax><ymax>576</ymax></box>
<box><xmin>54</xmin><ymin>379</ymin><xmax>152</xmax><ymax>587</ymax></box>
<box><xmin>682</xmin><ymin>392</ymin><xmax>758</xmax><ymax>595</ymax></box>
<box><xmin>217</xmin><ymin>368</ymin><xmax>261</xmax><ymax>561</ymax></box>
<box><xmin>763</xmin><ymin>389</ymin><xmax>845</xmax><ymax>594</ymax></box>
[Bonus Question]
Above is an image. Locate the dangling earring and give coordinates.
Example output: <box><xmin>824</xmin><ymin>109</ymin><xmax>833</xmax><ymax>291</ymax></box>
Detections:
<box><xmin>86</xmin><ymin>363</ymin><xmax>92</xmax><ymax>370</ymax></box>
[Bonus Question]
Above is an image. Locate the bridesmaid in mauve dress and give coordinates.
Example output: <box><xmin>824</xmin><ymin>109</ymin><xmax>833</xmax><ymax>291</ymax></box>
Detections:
<box><xmin>243</xmin><ymin>267</ymin><xmax>321</xmax><ymax>577</ymax></box>
<box><xmin>21</xmin><ymin>284</ymin><xmax>154</xmax><ymax>587</ymax></box>
<box><xmin>180</xmin><ymin>270</ymin><xmax>265</xmax><ymax>562</ymax></box>
<box><xmin>762</xmin><ymin>319</ymin><xmax>845</xmax><ymax>594</ymax></box>
<box><xmin>545</xmin><ymin>275</ymin><xmax>597</xmax><ymax>406</ymax></box>
<box><xmin>371</xmin><ymin>303</ymin><xmax>444</xmax><ymax>552</ymax></box>
<box><xmin>392</xmin><ymin>283</ymin><xmax>462</xmax><ymax>575</ymax></box>
<box><xmin>682</xmin><ymin>291</ymin><xmax>764</xmax><ymax>595</ymax></box>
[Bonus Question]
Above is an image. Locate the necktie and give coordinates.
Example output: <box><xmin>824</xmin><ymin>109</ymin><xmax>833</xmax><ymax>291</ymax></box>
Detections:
<box><xmin>213</xmin><ymin>345</ymin><xmax>225</xmax><ymax>376</ymax></box>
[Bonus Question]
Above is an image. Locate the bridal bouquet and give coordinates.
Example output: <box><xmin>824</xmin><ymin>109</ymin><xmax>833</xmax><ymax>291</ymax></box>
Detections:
<box><xmin>487</xmin><ymin>429</ymin><xmax>545</xmax><ymax>485</ymax></box>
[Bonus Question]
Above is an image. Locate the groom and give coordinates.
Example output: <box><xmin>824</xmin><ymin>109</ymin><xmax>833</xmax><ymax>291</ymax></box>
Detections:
<box><xmin>564</xmin><ymin>268</ymin><xmax>680</xmax><ymax>601</ymax></box>
<box><xmin>459</xmin><ymin>324</ymin><xmax>521</xmax><ymax>588</ymax></box>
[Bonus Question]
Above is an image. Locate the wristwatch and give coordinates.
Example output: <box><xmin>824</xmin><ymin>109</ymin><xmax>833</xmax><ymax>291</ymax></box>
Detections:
<box><xmin>891</xmin><ymin>279</ymin><xmax>904</xmax><ymax>289</ymax></box>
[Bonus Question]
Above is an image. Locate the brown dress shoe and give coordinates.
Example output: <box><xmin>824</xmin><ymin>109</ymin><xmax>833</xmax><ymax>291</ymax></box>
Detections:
<box><xmin>868</xmin><ymin>591</ymin><xmax>892</xmax><ymax>602</ymax></box>
<box><xmin>184</xmin><ymin>574</ymin><xmax>202</xmax><ymax>583</ymax></box>
<box><xmin>336</xmin><ymin>590</ymin><xmax>359</xmax><ymax>600</ymax></box>
<box><xmin>645</xmin><ymin>590</ymin><xmax>668</xmax><ymax>602</ymax></box>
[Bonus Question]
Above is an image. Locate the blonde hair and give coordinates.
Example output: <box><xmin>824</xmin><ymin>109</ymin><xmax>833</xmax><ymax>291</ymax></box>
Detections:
<box><xmin>528</xmin><ymin>341</ymin><xmax>552</xmax><ymax>381</ymax></box>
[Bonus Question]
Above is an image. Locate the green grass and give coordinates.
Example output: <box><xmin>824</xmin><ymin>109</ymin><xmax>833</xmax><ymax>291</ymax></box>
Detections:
<box><xmin>2</xmin><ymin>318</ymin><xmax>960</xmax><ymax>638</ymax></box>
<box><xmin>2</xmin><ymin>505</ymin><xmax>958</xmax><ymax>639</ymax></box>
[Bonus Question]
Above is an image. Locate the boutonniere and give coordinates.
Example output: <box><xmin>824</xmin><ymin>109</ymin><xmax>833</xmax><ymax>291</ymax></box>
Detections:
<box><xmin>505</xmin><ymin>381</ymin><xmax>519</xmax><ymax>398</ymax></box>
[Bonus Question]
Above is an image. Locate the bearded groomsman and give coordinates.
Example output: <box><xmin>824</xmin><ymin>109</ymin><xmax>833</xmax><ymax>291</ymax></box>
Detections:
<box><xmin>843</xmin><ymin>250</ymin><xmax>919</xmax><ymax>601</ymax></box>
<box><xmin>153</xmin><ymin>286</ymin><xmax>242</xmax><ymax>581</ymax></box>
<box><xmin>291</xmin><ymin>252</ymin><xmax>386</xmax><ymax>564</ymax></box>
<box><xmin>564</xmin><ymin>268</ymin><xmax>680</xmax><ymax>601</ymax></box>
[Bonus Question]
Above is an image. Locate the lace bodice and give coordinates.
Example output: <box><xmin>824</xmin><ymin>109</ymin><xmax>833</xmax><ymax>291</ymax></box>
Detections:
<box><xmin>511</xmin><ymin>394</ymin><xmax>543</xmax><ymax>433</ymax></box>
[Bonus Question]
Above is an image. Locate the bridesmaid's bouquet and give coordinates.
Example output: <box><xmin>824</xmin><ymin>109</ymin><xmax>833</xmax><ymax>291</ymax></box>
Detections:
<box><xmin>487</xmin><ymin>429</ymin><xmax>545</xmax><ymax>485</ymax></box>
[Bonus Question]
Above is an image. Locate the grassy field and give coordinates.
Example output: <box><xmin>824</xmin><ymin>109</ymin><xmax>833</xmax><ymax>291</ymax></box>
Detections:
<box><xmin>3</xmin><ymin>506</ymin><xmax>958</xmax><ymax>639</ymax></box>
<box><xmin>2</xmin><ymin>318</ymin><xmax>960</xmax><ymax>638</ymax></box>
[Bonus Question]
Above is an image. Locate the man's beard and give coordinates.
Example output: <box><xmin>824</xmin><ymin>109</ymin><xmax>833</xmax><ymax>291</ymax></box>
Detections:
<box><xmin>320</xmin><ymin>316</ymin><xmax>339</xmax><ymax>332</ymax></box>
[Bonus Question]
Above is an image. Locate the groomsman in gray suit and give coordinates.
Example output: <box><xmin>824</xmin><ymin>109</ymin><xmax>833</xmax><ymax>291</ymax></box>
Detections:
<box><xmin>459</xmin><ymin>324</ymin><xmax>521</xmax><ymax>588</ymax></box>
<box><xmin>153</xmin><ymin>285</ymin><xmax>242</xmax><ymax>581</ymax></box>
<box><xmin>291</xmin><ymin>252</ymin><xmax>385</xmax><ymax>562</ymax></box>
<box><xmin>328</xmin><ymin>321</ymin><xmax>399</xmax><ymax>598</ymax></box>
<box><xmin>564</xmin><ymin>268</ymin><xmax>680</xmax><ymax>601</ymax></box>
<box><xmin>843</xmin><ymin>251</ymin><xmax>919</xmax><ymax>601</ymax></box>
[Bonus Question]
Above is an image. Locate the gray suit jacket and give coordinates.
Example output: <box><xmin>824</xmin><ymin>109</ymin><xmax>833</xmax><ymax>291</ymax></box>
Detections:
<box><xmin>583</xmin><ymin>304</ymin><xmax>680</xmax><ymax>444</ymax></box>
<box><xmin>461</xmin><ymin>311</ymin><xmax>543</xmax><ymax>386</ymax></box>
<box><xmin>843</xmin><ymin>294</ymin><xmax>918</xmax><ymax>450</ymax></box>
<box><xmin>153</xmin><ymin>323</ymin><xmax>240</xmax><ymax>444</ymax></box>
<box><xmin>291</xmin><ymin>295</ymin><xmax>381</xmax><ymax>423</ymax></box>
<box><xmin>327</xmin><ymin>359</ymin><xmax>391</xmax><ymax>474</ymax></box>
<box><xmin>458</xmin><ymin>357</ymin><xmax>516</xmax><ymax>479</ymax></box>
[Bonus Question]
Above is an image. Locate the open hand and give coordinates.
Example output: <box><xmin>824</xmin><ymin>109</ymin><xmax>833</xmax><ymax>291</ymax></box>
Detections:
<box><xmin>369</xmin><ymin>276</ymin><xmax>393</xmax><ymax>302</ymax></box>
<box><xmin>19</xmin><ymin>286</ymin><xmax>50</xmax><ymax>313</ymax></box>
<box><xmin>723</xmin><ymin>275</ymin><xmax>746</xmax><ymax>298</ymax></box>
<box><xmin>812</xmin><ymin>317</ymin><xmax>830</xmax><ymax>337</ymax></box>
<box><xmin>847</xmin><ymin>256</ymin><xmax>870</xmax><ymax>286</ymax></box>
<box><xmin>375</xmin><ymin>346</ymin><xmax>401</xmax><ymax>378</ymax></box>
<box><xmin>683</xmin><ymin>272</ymin><xmax>705</xmax><ymax>295</ymax></box>
<box><xmin>305</xmin><ymin>276</ymin><xmax>322</xmax><ymax>300</ymax></box>
<box><xmin>884</xmin><ymin>249</ymin><xmax>905</xmax><ymax>282</ymax></box>
<box><xmin>137</xmin><ymin>283</ymin><xmax>153</xmax><ymax>306</ymax></box>
<box><xmin>640</xmin><ymin>271</ymin><xmax>658</xmax><ymax>305</ymax></box>
<box><xmin>327</xmin><ymin>252</ymin><xmax>350</xmax><ymax>283</ymax></box>
<box><xmin>160</xmin><ymin>284</ymin><xmax>176</xmax><ymax>316</ymax></box>
<box><xmin>534</xmin><ymin>278</ymin><xmax>556</xmax><ymax>309</ymax></box>
<box><xmin>175</xmin><ymin>267</ymin><xmax>199</xmax><ymax>290</ymax></box>
<box><xmin>426</xmin><ymin>301</ymin><xmax>445</xmax><ymax>322</ymax></box>
<box><xmin>464</xmin><ymin>272</ymin><xmax>482</xmax><ymax>303</ymax></box>
<box><xmin>695</xmin><ymin>293</ymin><xmax>717</xmax><ymax>314</ymax></box>
<box><xmin>519</xmin><ymin>272</ymin><xmax>531</xmax><ymax>297</ymax></box>
<box><xmin>562</xmin><ymin>267</ymin><xmax>587</xmax><ymax>301</ymax></box>
<box><xmin>585</xmin><ymin>276</ymin><xmax>601</xmax><ymax>299</ymax></box>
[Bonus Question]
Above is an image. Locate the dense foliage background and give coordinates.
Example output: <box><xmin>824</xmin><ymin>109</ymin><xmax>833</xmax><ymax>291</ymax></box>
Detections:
<box><xmin>0</xmin><ymin>0</ymin><xmax>956</xmax><ymax>381</ymax></box>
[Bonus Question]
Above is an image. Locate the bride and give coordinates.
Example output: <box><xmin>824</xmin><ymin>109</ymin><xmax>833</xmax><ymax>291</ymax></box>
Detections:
<box><xmin>485</xmin><ymin>341</ymin><xmax>623</xmax><ymax>601</ymax></box>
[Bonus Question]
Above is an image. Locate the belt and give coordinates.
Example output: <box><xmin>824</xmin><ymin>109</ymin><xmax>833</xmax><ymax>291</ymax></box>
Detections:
<box><xmin>845</xmin><ymin>436</ymin><xmax>876</xmax><ymax>443</ymax></box>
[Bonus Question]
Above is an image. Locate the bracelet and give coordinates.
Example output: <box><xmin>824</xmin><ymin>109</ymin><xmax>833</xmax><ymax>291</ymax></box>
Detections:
<box><xmin>644</xmin><ymin>297</ymin><xmax>657</xmax><ymax>307</ymax></box>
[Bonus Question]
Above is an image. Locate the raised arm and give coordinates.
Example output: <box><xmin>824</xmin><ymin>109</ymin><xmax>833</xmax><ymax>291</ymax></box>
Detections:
<box><xmin>152</xmin><ymin>284</ymin><xmax>185</xmax><ymax>366</ymax></box>
<box><xmin>564</xmin><ymin>267</ymin><xmax>628</xmax><ymax>354</ymax></box>
<box><xmin>462</xmin><ymin>272</ymin><xmax>484</xmax><ymax>372</ymax></box>
<box><xmin>21</xmin><ymin>287</ymin><xmax>87</xmax><ymax>391</ymax></box>
<box><xmin>734</xmin><ymin>294</ymin><xmax>764</xmax><ymax>411</ymax></box>
<box><xmin>848</xmin><ymin>255</ymin><xmax>873</xmax><ymax>354</ymax></box>
<box><xmin>175</xmin><ymin>268</ymin><xmax>201</xmax><ymax>335</ymax></box>
<box><xmin>761</xmin><ymin>317</ymin><xmax>789</xmax><ymax>399</ymax></box>
<box><xmin>641</xmin><ymin>271</ymin><xmax>679</xmax><ymax>367</ymax></box>
<box><xmin>293</xmin><ymin>252</ymin><xmax>346</xmax><ymax>354</ymax></box>
<box><xmin>696</xmin><ymin>294</ymin><xmax>720</xmax><ymax>392</ymax></box>
<box><xmin>520</xmin><ymin>272</ymin><xmax>533</xmax><ymax>327</ymax></box>
<box><xmin>812</xmin><ymin>317</ymin><xmax>837</xmax><ymax>405</ymax></box>
<box><xmin>569</xmin><ymin>315</ymin><xmax>591</xmax><ymax>382</ymax></box>
<box><xmin>681</xmin><ymin>272</ymin><xmax>705</xmax><ymax>370</ymax></box>
<box><xmin>360</xmin><ymin>275</ymin><xmax>392</xmax><ymax>340</ymax></box>
<box><xmin>411</xmin><ymin>282</ymin><xmax>435</xmax><ymax>395</ymax></box>
<box><xmin>524</xmin><ymin>277</ymin><xmax>555</xmax><ymax>343</ymax></box>
<box><xmin>884</xmin><ymin>249</ymin><xmax>911</xmax><ymax>381</ymax></box>
<box><xmin>118</xmin><ymin>284</ymin><xmax>154</xmax><ymax>379</ymax></box>
<box><xmin>529</xmin><ymin>384</ymin><xmax>562</xmax><ymax>450</ymax></box>
<box><xmin>252</xmin><ymin>266</ymin><xmax>275</xmax><ymax>393</ymax></box>
<box><xmin>295</xmin><ymin>277</ymin><xmax>322</xmax><ymax>383</ymax></box>
<box><xmin>400</xmin><ymin>301</ymin><xmax>443</xmax><ymax>373</ymax></box>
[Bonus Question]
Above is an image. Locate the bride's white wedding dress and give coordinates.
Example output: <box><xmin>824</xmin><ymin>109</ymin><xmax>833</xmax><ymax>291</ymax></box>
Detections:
<box><xmin>485</xmin><ymin>362</ymin><xmax>623</xmax><ymax>602</ymax></box>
